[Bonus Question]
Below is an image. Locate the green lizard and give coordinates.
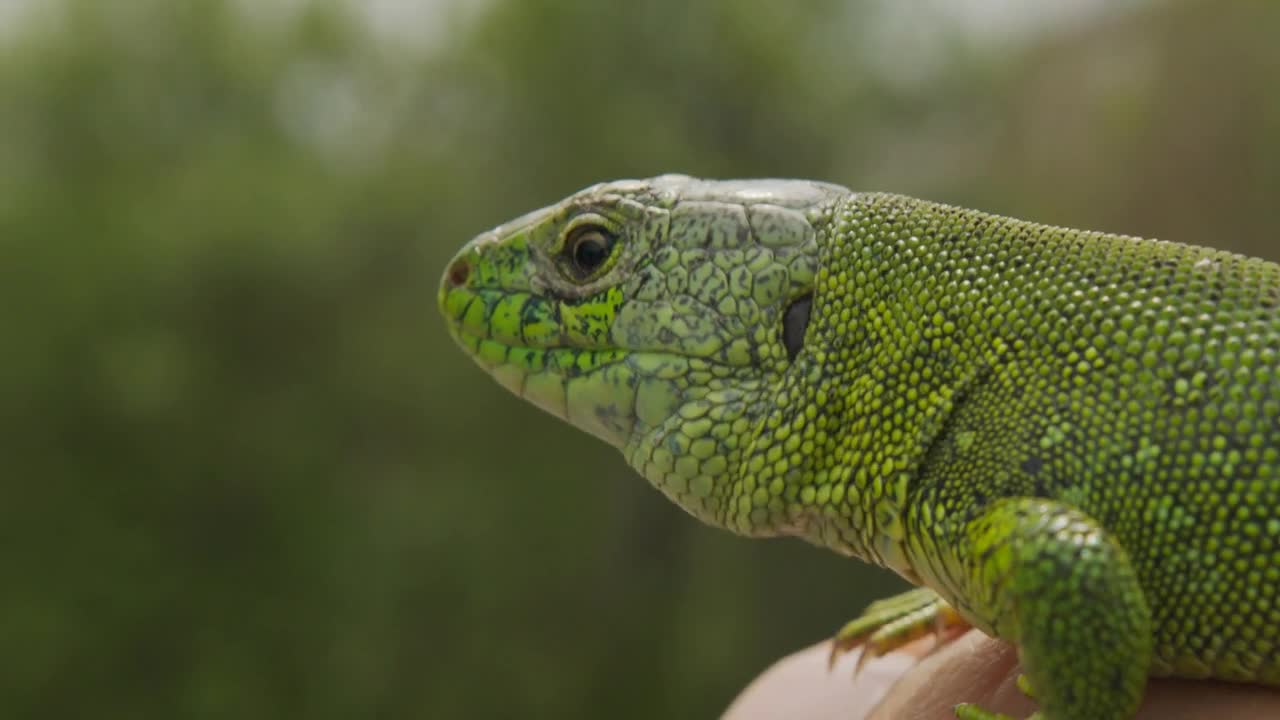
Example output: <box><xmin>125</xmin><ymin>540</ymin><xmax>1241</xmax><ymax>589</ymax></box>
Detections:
<box><xmin>437</xmin><ymin>175</ymin><xmax>1280</xmax><ymax>720</ymax></box>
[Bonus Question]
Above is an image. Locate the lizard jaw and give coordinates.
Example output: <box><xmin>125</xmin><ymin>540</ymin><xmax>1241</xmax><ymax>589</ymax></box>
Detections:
<box><xmin>439</xmin><ymin>284</ymin><xmax>639</xmax><ymax>448</ymax></box>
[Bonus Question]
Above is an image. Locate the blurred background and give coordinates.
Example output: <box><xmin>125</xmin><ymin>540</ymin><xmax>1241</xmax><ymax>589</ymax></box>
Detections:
<box><xmin>3</xmin><ymin>0</ymin><xmax>1277</xmax><ymax>717</ymax></box>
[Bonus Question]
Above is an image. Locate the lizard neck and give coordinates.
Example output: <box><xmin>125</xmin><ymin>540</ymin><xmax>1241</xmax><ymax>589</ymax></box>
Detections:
<box><xmin>718</xmin><ymin>194</ymin><xmax>1010</xmax><ymax>578</ymax></box>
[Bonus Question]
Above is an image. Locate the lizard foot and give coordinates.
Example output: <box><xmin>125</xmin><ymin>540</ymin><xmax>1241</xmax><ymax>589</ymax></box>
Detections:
<box><xmin>827</xmin><ymin>587</ymin><xmax>970</xmax><ymax>676</ymax></box>
<box><xmin>953</xmin><ymin>705</ymin><xmax>1041</xmax><ymax>720</ymax></box>
<box><xmin>954</xmin><ymin>675</ymin><xmax>1040</xmax><ymax>720</ymax></box>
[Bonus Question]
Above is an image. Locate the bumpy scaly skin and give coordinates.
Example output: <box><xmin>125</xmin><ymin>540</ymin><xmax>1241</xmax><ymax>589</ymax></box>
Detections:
<box><xmin>439</xmin><ymin>175</ymin><xmax>1280</xmax><ymax>720</ymax></box>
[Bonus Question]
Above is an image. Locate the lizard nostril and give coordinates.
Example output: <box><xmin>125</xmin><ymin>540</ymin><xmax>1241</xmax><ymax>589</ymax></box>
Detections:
<box><xmin>446</xmin><ymin>257</ymin><xmax>471</xmax><ymax>287</ymax></box>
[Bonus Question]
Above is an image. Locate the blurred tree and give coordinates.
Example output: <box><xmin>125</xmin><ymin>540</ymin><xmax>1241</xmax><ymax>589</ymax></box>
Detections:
<box><xmin>982</xmin><ymin>0</ymin><xmax>1280</xmax><ymax>255</ymax></box>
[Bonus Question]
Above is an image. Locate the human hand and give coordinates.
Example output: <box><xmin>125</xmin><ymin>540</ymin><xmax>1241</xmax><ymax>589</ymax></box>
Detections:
<box><xmin>724</xmin><ymin>630</ymin><xmax>1280</xmax><ymax>719</ymax></box>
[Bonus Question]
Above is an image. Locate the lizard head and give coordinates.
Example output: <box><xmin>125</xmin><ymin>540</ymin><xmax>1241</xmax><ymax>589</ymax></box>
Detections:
<box><xmin>439</xmin><ymin>175</ymin><xmax>846</xmax><ymax>531</ymax></box>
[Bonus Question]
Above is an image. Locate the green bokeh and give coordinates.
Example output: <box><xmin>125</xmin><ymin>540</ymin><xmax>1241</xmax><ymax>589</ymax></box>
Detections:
<box><xmin>3</xmin><ymin>1</ymin><xmax>1277</xmax><ymax>717</ymax></box>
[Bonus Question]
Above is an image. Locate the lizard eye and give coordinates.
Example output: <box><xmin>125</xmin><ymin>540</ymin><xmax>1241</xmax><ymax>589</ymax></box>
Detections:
<box><xmin>782</xmin><ymin>293</ymin><xmax>812</xmax><ymax>361</ymax></box>
<box><xmin>564</xmin><ymin>225</ymin><xmax>616</xmax><ymax>280</ymax></box>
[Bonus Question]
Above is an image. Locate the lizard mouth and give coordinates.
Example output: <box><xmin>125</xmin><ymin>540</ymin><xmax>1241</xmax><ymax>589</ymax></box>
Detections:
<box><xmin>444</xmin><ymin>321</ymin><xmax>626</xmax><ymax>397</ymax></box>
<box><xmin>439</xmin><ymin>279</ymin><xmax>629</xmax><ymax>374</ymax></box>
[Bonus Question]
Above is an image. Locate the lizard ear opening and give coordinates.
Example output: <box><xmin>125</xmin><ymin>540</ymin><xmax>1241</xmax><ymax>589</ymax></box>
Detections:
<box><xmin>782</xmin><ymin>293</ymin><xmax>812</xmax><ymax>362</ymax></box>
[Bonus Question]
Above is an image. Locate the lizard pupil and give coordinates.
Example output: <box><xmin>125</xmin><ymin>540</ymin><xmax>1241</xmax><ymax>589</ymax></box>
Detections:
<box><xmin>570</xmin><ymin>228</ymin><xmax>613</xmax><ymax>276</ymax></box>
<box><xmin>783</xmin><ymin>293</ymin><xmax>812</xmax><ymax>362</ymax></box>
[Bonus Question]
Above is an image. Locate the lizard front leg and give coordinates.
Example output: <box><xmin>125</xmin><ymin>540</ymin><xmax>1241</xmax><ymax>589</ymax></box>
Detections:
<box><xmin>953</xmin><ymin>497</ymin><xmax>1153</xmax><ymax>720</ymax></box>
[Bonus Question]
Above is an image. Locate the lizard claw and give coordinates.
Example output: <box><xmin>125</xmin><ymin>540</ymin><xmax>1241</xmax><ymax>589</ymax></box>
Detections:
<box><xmin>827</xmin><ymin>587</ymin><xmax>971</xmax><ymax>677</ymax></box>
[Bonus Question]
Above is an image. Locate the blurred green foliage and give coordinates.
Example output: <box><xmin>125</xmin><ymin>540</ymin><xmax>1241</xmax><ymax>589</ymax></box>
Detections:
<box><xmin>2</xmin><ymin>0</ymin><xmax>1277</xmax><ymax>717</ymax></box>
